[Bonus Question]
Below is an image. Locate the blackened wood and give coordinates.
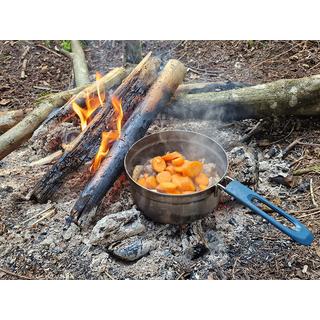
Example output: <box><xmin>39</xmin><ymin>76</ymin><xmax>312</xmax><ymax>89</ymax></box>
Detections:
<box><xmin>70</xmin><ymin>59</ymin><xmax>186</xmax><ymax>222</ymax></box>
<box><xmin>31</xmin><ymin>53</ymin><xmax>160</xmax><ymax>203</ymax></box>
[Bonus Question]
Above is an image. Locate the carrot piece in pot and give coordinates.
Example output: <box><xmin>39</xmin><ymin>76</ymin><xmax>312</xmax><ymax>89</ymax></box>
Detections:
<box><xmin>156</xmin><ymin>171</ymin><xmax>172</xmax><ymax>184</ymax></box>
<box><xmin>152</xmin><ymin>156</ymin><xmax>166</xmax><ymax>173</ymax></box>
<box><xmin>146</xmin><ymin>176</ymin><xmax>158</xmax><ymax>189</ymax></box>
<box><xmin>156</xmin><ymin>182</ymin><xmax>178</xmax><ymax>193</ymax></box>
<box><xmin>172</xmin><ymin>157</ymin><xmax>184</xmax><ymax>166</ymax></box>
<box><xmin>138</xmin><ymin>177</ymin><xmax>148</xmax><ymax>188</ymax></box>
<box><xmin>162</xmin><ymin>151</ymin><xmax>182</xmax><ymax>161</ymax></box>
<box><xmin>165</xmin><ymin>165</ymin><xmax>175</xmax><ymax>175</ymax></box>
<box><xmin>172</xmin><ymin>174</ymin><xmax>196</xmax><ymax>192</ymax></box>
<box><xmin>182</xmin><ymin>161</ymin><xmax>203</xmax><ymax>178</ymax></box>
<box><xmin>195</xmin><ymin>172</ymin><xmax>209</xmax><ymax>186</ymax></box>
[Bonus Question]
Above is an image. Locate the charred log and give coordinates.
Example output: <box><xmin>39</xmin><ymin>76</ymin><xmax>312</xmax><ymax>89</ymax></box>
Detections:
<box><xmin>70</xmin><ymin>59</ymin><xmax>186</xmax><ymax>222</ymax></box>
<box><xmin>31</xmin><ymin>52</ymin><xmax>160</xmax><ymax>203</ymax></box>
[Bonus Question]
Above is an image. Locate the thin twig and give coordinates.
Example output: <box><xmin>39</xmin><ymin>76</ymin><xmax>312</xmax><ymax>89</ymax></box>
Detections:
<box><xmin>0</xmin><ymin>267</ymin><xmax>35</xmax><ymax>280</ymax></box>
<box><xmin>282</xmin><ymin>138</ymin><xmax>301</xmax><ymax>159</ymax></box>
<box><xmin>20</xmin><ymin>59</ymin><xmax>28</xmax><ymax>79</ymax></box>
<box><xmin>240</xmin><ymin>119</ymin><xmax>263</xmax><ymax>142</ymax></box>
<box><xmin>297</xmin><ymin>210</ymin><xmax>320</xmax><ymax>219</ymax></box>
<box><xmin>20</xmin><ymin>206</ymin><xmax>55</xmax><ymax>225</ymax></box>
<box><xmin>30</xmin><ymin>208</ymin><xmax>57</xmax><ymax>227</ymax></box>
<box><xmin>310</xmin><ymin>179</ymin><xmax>318</xmax><ymax>208</ymax></box>
<box><xmin>33</xmin><ymin>86</ymin><xmax>60</xmax><ymax>92</ymax></box>
<box><xmin>36</xmin><ymin>44</ymin><xmax>62</xmax><ymax>57</ymax></box>
<box><xmin>252</xmin><ymin>42</ymin><xmax>302</xmax><ymax>68</ymax></box>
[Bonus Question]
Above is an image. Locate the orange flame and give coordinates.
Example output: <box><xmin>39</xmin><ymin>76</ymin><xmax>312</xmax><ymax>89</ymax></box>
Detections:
<box><xmin>72</xmin><ymin>72</ymin><xmax>105</xmax><ymax>131</ymax></box>
<box><xmin>90</xmin><ymin>96</ymin><xmax>123</xmax><ymax>173</ymax></box>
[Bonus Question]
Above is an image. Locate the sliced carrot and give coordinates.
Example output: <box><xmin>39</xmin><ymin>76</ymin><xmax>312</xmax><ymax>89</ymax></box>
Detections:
<box><xmin>156</xmin><ymin>182</ymin><xmax>178</xmax><ymax>193</ymax></box>
<box><xmin>195</xmin><ymin>172</ymin><xmax>209</xmax><ymax>186</ymax></box>
<box><xmin>162</xmin><ymin>151</ymin><xmax>182</xmax><ymax>161</ymax></box>
<box><xmin>137</xmin><ymin>177</ymin><xmax>147</xmax><ymax>188</ymax></box>
<box><xmin>199</xmin><ymin>184</ymin><xmax>207</xmax><ymax>191</ymax></box>
<box><xmin>151</xmin><ymin>156</ymin><xmax>166</xmax><ymax>173</ymax></box>
<box><xmin>156</xmin><ymin>171</ymin><xmax>172</xmax><ymax>184</ymax></box>
<box><xmin>172</xmin><ymin>174</ymin><xmax>196</xmax><ymax>192</ymax></box>
<box><xmin>146</xmin><ymin>176</ymin><xmax>158</xmax><ymax>189</ymax></box>
<box><xmin>182</xmin><ymin>161</ymin><xmax>203</xmax><ymax>178</ymax></box>
<box><xmin>165</xmin><ymin>165</ymin><xmax>175</xmax><ymax>175</ymax></box>
<box><xmin>172</xmin><ymin>157</ymin><xmax>185</xmax><ymax>166</ymax></box>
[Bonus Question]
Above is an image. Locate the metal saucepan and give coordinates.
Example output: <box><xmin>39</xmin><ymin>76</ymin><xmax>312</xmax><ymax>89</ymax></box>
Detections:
<box><xmin>124</xmin><ymin>130</ymin><xmax>314</xmax><ymax>246</ymax></box>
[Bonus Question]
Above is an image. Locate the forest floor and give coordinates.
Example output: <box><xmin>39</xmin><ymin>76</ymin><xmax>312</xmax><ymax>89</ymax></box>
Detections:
<box><xmin>0</xmin><ymin>40</ymin><xmax>320</xmax><ymax>280</ymax></box>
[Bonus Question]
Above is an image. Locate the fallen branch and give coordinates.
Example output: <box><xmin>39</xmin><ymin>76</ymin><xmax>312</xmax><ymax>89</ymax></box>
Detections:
<box><xmin>70</xmin><ymin>40</ymin><xmax>90</xmax><ymax>86</ymax></box>
<box><xmin>70</xmin><ymin>59</ymin><xmax>186</xmax><ymax>222</ymax></box>
<box><xmin>0</xmin><ymin>109</ymin><xmax>32</xmax><ymax>133</ymax></box>
<box><xmin>0</xmin><ymin>88</ymin><xmax>86</xmax><ymax>161</ymax></box>
<box><xmin>31</xmin><ymin>52</ymin><xmax>160</xmax><ymax>203</ymax></box>
<box><xmin>166</xmin><ymin>74</ymin><xmax>320</xmax><ymax>120</ymax></box>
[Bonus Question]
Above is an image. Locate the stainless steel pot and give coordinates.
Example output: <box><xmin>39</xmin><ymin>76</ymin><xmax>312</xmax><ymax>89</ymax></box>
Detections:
<box><xmin>124</xmin><ymin>130</ymin><xmax>314</xmax><ymax>246</ymax></box>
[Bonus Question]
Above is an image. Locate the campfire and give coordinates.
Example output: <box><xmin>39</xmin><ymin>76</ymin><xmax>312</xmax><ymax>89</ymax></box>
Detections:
<box><xmin>1</xmin><ymin>41</ymin><xmax>320</xmax><ymax>280</ymax></box>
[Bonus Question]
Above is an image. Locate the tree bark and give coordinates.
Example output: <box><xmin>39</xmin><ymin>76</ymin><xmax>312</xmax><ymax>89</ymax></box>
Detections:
<box><xmin>30</xmin><ymin>52</ymin><xmax>160</xmax><ymax>203</ymax></box>
<box><xmin>0</xmin><ymin>109</ymin><xmax>32</xmax><ymax>133</ymax></box>
<box><xmin>166</xmin><ymin>74</ymin><xmax>320</xmax><ymax>120</ymax></box>
<box><xmin>123</xmin><ymin>41</ymin><xmax>142</xmax><ymax>64</ymax></box>
<box><xmin>176</xmin><ymin>81</ymin><xmax>250</xmax><ymax>95</ymax></box>
<box><xmin>70</xmin><ymin>59</ymin><xmax>186</xmax><ymax>222</ymax></box>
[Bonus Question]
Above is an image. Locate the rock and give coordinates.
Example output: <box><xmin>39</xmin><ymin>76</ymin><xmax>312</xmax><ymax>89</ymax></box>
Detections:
<box><xmin>89</xmin><ymin>207</ymin><xmax>145</xmax><ymax>245</ymax></box>
<box><xmin>110</xmin><ymin>238</ymin><xmax>154</xmax><ymax>262</ymax></box>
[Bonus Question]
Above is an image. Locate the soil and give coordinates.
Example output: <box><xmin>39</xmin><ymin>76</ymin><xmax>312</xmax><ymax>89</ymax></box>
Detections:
<box><xmin>0</xmin><ymin>40</ymin><xmax>320</xmax><ymax>280</ymax></box>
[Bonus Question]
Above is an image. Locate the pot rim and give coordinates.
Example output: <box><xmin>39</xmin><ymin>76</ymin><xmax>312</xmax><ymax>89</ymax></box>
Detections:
<box><xmin>124</xmin><ymin>130</ymin><xmax>229</xmax><ymax>198</ymax></box>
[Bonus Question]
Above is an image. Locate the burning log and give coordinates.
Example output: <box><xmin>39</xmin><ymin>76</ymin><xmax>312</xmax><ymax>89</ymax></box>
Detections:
<box><xmin>31</xmin><ymin>66</ymin><xmax>127</xmax><ymax>142</ymax></box>
<box><xmin>31</xmin><ymin>52</ymin><xmax>160</xmax><ymax>203</ymax></box>
<box><xmin>167</xmin><ymin>74</ymin><xmax>320</xmax><ymax>120</ymax></box>
<box><xmin>0</xmin><ymin>67</ymin><xmax>127</xmax><ymax>161</ymax></box>
<box><xmin>0</xmin><ymin>108</ymin><xmax>32</xmax><ymax>133</ymax></box>
<box><xmin>70</xmin><ymin>59</ymin><xmax>186</xmax><ymax>223</ymax></box>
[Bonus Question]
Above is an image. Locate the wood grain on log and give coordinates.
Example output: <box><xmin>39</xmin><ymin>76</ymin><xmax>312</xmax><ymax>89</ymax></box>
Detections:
<box><xmin>71</xmin><ymin>59</ymin><xmax>186</xmax><ymax>222</ymax></box>
<box><xmin>166</xmin><ymin>74</ymin><xmax>320</xmax><ymax>120</ymax></box>
<box><xmin>31</xmin><ymin>52</ymin><xmax>160</xmax><ymax>203</ymax></box>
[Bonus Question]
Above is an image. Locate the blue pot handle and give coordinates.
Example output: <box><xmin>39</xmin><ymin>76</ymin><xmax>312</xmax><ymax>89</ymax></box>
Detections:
<box><xmin>219</xmin><ymin>178</ymin><xmax>314</xmax><ymax>246</ymax></box>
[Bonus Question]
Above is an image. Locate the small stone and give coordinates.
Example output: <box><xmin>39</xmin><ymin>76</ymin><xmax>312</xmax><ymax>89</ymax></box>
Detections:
<box><xmin>302</xmin><ymin>265</ymin><xmax>308</xmax><ymax>274</ymax></box>
<box><xmin>90</xmin><ymin>207</ymin><xmax>144</xmax><ymax>245</ymax></box>
<box><xmin>111</xmin><ymin>238</ymin><xmax>154</xmax><ymax>262</ymax></box>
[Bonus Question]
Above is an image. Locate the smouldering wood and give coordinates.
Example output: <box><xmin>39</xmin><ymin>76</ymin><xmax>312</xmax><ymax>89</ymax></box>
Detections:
<box><xmin>31</xmin><ymin>52</ymin><xmax>160</xmax><ymax>203</ymax></box>
<box><xmin>70</xmin><ymin>59</ymin><xmax>186</xmax><ymax>222</ymax></box>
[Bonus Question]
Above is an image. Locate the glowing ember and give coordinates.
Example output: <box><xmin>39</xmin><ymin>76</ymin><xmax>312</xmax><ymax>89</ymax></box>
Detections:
<box><xmin>72</xmin><ymin>72</ymin><xmax>106</xmax><ymax>131</ymax></box>
<box><xmin>90</xmin><ymin>96</ymin><xmax>123</xmax><ymax>172</ymax></box>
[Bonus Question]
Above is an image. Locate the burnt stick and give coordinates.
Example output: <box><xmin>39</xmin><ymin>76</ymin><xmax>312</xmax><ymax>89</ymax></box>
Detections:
<box><xmin>31</xmin><ymin>52</ymin><xmax>160</xmax><ymax>203</ymax></box>
<box><xmin>70</xmin><ymin>59</ymin><xmax>186</xmax><ymax>222</ymax></box>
